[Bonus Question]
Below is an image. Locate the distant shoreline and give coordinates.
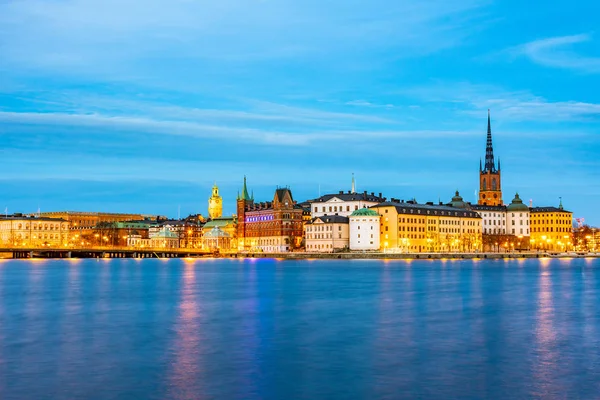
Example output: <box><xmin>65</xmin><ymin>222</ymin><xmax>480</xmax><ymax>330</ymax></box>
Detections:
<box><xmin>235</xmin><ymin>252</ymin><xmax>600</xmax><ymax>260</ymax></box>
<box><xmin>2</xmin><ymin>250</ymin><xmax>598</xmax><ymax>260</ymax></box>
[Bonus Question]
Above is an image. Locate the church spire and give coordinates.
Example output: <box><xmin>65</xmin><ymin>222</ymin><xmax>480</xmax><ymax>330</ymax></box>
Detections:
<box><xmin>484</xmin><ymin>109</ymin><xmax>496</xmax><ymax>173</ymax></box>
<box><xmin>351</xmin><ymin>173</ymin><xmax>356</xmax><ymax>194</ymax></box>
<box><xmin>241</xmin><ymin>175</ymin><xmax>251</xmax><ymax>200</ymax></box>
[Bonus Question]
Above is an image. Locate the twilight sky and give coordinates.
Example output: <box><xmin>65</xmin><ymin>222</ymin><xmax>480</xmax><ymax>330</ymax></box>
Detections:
<box><xmin>1</xmin><ymin>0</ymin><xmax>599</xmax><ymax>224</ymax></box>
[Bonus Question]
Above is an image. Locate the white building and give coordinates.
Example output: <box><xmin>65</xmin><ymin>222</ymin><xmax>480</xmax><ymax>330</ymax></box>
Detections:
<box><xmin>349</xmin><ymin>208</ymin><xmax>380</xmax><ymax>251</ymax></box>
<box><xmin>506</xmin><ymin>194</ymin><xmax>530</xmax><ymax>237</ymax></box>
<box><xmin>308</xmin><ymin>191</ymin><xmax>385</xmax><ymax>218</ymax></box>
<box><xmin>470</xmin><ymin>193</ymin><xmax>530</xmax><ymax>237</ymax></box>
<box><xmin>305</xmin><ymin>215</ymin><xmax>349</xmax><ymax>252</ymax></box>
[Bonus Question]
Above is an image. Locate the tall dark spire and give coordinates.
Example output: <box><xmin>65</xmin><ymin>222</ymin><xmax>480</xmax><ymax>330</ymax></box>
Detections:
<box><xmin>484</xmin><ymin>109</ymin><xmax>496</xmax><ymax>173</ymax></box>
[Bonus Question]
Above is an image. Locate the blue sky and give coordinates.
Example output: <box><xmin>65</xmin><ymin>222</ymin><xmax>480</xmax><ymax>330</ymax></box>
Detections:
<box><xmin>0</xmin><ymin>0</ymin><xmax>599</xmax><ymax>224</ymax></box>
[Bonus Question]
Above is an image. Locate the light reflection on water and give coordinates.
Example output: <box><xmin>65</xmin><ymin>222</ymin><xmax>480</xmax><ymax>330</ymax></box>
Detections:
<box><xmin>0</xmin><ymin>258</ymin><xmax>599</xmax><ymax>399</ymax></box>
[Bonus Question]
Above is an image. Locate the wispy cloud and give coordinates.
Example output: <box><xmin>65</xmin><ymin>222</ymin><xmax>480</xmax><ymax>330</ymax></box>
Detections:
<box><xmin>0</xmin><ymin>0</ymin><xmax>489</xmax><ymax>78</ymax></box>
<box><xmin>0</xmin><ymin>110</ymin><xmax>477</xmax><ymax>147</ymax></box>
<box><xmin>403</xmin><ymin>82</ymin><xmax>600</xmax><ymax>122</ymax></box>
<box><xmin>511</xmin><ymin>34</ymin><xmax>600</xmax><ymax>73</ymax></box>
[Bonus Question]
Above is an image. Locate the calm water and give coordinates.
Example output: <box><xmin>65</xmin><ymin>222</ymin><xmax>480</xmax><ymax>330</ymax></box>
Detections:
<box><xmin>0</xmin><ymin>258</ymin><xmax>599</xmax><ymax>399</ymax></box>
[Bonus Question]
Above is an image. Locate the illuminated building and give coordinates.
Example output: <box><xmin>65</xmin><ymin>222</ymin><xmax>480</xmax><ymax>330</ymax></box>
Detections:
<box><xmin>372</xmin><ymin>198</ymin><xmax>482</xmax><ymax>253</ymax></box>
<box><xmin>349</xmin><ymin>208</ymin><xmax>381</xmax><ymax>251</ymax></box>
<box><xmin>530</xmin><ymin>200</ymin><xmax>573</xmax><ymax>251</ymax></box>
<box><xmin>0</xmin><ymin>215</ymin><xmax>70</xmax><ymax>247</ymax></box>
<box><xmin>40</xmin><ymin>211</ymin><xmax>148</xmax><ymax>230</ymax></box>
<box><xmin>203</xmin><ymin>227</ymin><xmax>234</xmax><ymax>251</ymax></box>
<box><xmin>208</xmin><ymin>182</ymin><xmax>223</xmax><ymax>219</ymax></box>
<box><xmin>237</xmin><ymin>177</ymin><xmax>303</xmax><ymax>252</ymax></box>
<box><xmin>202</xmin><ymin>217</ymin><xmax>237</xmax><ymax>250</ymax></box>
<box><xmin>127</xmin><ymin>227</ymin><xmax>179</xmax><ymax>249</ymax></box>
<box><xmin>305</xmin><ymin>215</ymin><xmax>349</xmax><ymax>252</ymax></box>
<box><xmin>478</xmin><ymin>110</ymin><xmax>503</xmax><ymax>206</ymax></box>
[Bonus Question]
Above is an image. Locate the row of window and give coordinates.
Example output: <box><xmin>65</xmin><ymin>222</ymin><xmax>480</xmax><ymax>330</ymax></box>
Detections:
<box><xmin>13</xmin><ymin>223</ymin><xmax>67</xmax><ymax>230</ymax></box>
<box><xmin>531</xmin><ymin>220</ymin><xmax>571</xmax><ymax>225</ymax></box>
<box><xmin>531</xmin><ymin>227</ymin><xmax>571</xmax><ymax>233</ymax></box>
<box><xmin>306</xmin><ymin>233</ymin><xmax>344</xmax><ymax>240</ymax></box>
<box><xmin>314</xmin><ymin>205</ymin><xmax>360</xmax><ymax>213</ymax></box>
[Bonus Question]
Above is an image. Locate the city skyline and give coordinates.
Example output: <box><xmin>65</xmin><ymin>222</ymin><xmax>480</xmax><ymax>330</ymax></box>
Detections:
<box><xmin>1</xmin><ymin>0</ymin><xmax>599</xmax><ymax>224</ymax></box>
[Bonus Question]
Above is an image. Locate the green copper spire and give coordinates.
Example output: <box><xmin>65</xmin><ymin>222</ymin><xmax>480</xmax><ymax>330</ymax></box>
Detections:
<box><xmin>559</xmin><ymin>196</ymin><xmax>563</xmax><ymax>210</ymax></box>
<box><xmin>241</xmin><ymin>176</ymin><xmax>251</xmax><ymax>200</ymax></box>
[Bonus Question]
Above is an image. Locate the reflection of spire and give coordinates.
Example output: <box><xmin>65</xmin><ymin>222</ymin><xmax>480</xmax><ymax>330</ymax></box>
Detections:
<box><xmin>351</xmin><ymin>173</ymin><xmax>356</xmax><ymax>194</ymax></box>
<box><xmin>484</xmin><ymin>109</ymin><xmax>496</xmax><ymax>173</ymax></box>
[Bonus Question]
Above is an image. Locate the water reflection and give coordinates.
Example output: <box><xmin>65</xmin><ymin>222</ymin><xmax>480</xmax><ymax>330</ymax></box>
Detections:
<box><xmin>167</xmin><ymin>264</ymin><xmax>205</xmax><ymax>399</ymax></box>
<box><xmin>0</xmin><ymin>258</ymin><xmax>598</xmax><ymax>399</ymax></box>
<box><xmin>533</xmin><ymin>266</ymin><xmax>559</xmax><ymax>396</ymax></box>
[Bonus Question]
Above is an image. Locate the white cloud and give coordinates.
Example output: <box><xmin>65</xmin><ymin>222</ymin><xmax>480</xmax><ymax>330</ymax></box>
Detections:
<box><xmin>512</xmin><ymin>34</ymin><xmax>600</xmax><ymax>73</ymax></box>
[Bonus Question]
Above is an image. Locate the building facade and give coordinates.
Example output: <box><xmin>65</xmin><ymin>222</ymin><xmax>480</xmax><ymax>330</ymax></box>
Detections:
<box><xmin>202</xmin><ymin>217</ymin><xmax>237</xmax><ymax>251</ymax></box>
<box><xmin>0</xmin><ymin>216</ymin><xmax>70</xmax><ymax>247</ymax></box>
<box><xmin>305</xmin><ymin>215</ymin><xmax>349</xmax><ymax>252</ymax></box>
<box><xmin>39</xmin><ymin>211</ymin><xmax>148</xmax><ymax>230</ymax></box>
<box><xmin>208</xmin><ymin>182</ymin><xmax>223</xmax><ymax>219</ymax></box>
<box><xmin>530</xmin><ymin>201</ymin><xmax>573</xmax><ymax>251</ymax></box>
<box><xmin>237</xmin><ymin>178</ymin><xmax>304</xmax><ymax>252</ymax></box>
<box><xmin>308</xmin><ymin>191</ymin><xmax>385</xmax><ymax>218</ymax></box>
<box><xmin>349</xmin><ymin>208</ymin><xmax>381</xmax><ymax>251</ymax></box>
<box><xmin>479</xmin><ymin>111</ymin><xmax>503</xmax><ymax>206</ymax></box>
<box><xmin>372</xmin><ymin>200</ymin><xmax>482</xmax><ymax>253</ymax></box>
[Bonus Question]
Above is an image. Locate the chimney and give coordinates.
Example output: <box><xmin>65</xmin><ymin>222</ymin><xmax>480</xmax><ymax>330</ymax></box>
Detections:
<box><xmin>379</xmin><ymin>193</ymin><xmax>382</xmax><ymax>198</ymax></box>
<box><xmin>339</xmin><ymin>190</ymin><xmax>343</xmax><ymax>194</ymax></box>
<box><xmin>371</xmin><ymin>192</ymin><xmax>374</xmax><ymax>196</ymax></box>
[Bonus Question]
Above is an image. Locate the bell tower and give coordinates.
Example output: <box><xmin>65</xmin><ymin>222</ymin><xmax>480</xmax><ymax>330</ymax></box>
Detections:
<box><xmin>208</xmin><ymin>182</ymin><xmax>223</xmax><ymax>219</ymax></box>
<box><xmin>478</xmin><ymin>110</ymin><xmax>503</xmax><ymax>206</ymax></box>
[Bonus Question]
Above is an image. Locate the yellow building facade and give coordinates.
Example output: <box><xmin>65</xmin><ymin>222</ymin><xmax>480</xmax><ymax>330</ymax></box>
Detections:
<box><xmin>373</xmin><ymin>202</ymin><xmax>482</xmax><ymax>252</ymax></box>
<box><xmin>40</xmin><ymin>211</ymin><xmax>145</xmax><ymax>229</ymax></box>
<box><xmin>0</xmin><ymin>217</ymin><xmax>70</xmax><ymax>247</ymax></box>
<box><xmin>530</xmin><ymin>205</ymin><xmax>573</xmax><ymax>251</ymax></box>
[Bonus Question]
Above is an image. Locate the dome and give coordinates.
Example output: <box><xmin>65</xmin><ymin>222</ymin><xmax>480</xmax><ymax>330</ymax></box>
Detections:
<box><xmin>507</xmin><ymin>193</ymin><xmax>529</xmax><ymax>212</ymax></box>
<box><xmin>350</xmin><ymin>208</ymin><xmax>379</xmax><ymax>217</ymax></box>
<box><xmin>450</xmin><ymin>190</ymin><xmax>467</xmax><ymax>209</ymax></box>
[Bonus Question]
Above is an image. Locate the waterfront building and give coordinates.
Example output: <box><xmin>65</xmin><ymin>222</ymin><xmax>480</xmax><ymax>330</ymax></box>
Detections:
<box><xmin>127</xmin><ymin>227</ymin><xmax>179</xmax><ymax>249</ymax></box>
<box><xmin>202</xmin><ymin>217</ymin><xmax>237</xmax><ymax>250</ymax></box>
<box><xmin>0</xmin><ymin>215</ymin><xmax>70</xmax><ymax>247</ymax></box>
<box><xmin>237</xmin><ymin>177</ymin><xmax>304</xmax><ymax>252</ymax></box>
<box><xmin>478</xmin><ymin>111</ymin><xmax>503</xmax><ymax>206</ymax></box>
<box><xmin>305</xmin><ymin>215</ymin><xmax>349</xmax><ymax>252</ymax></box>
<box><xmin>372</xmin><ymin>199</ymin><xmax>482</xmax><ymax>252</ymax></box>
<box><xmin>457</xmin><ymin>191</ymin><xmax>530</xmax><ymax>251</ymax></box>
<box><xmin>349</xmin><ymin>208</ymin><xmax>381</xmax><ymax>251</ymax></box>
<box><xmin>506</xmin><ymin>194</ymin><xmax>530</xmax><ymax>237</ymax></box>
<box><xmin>203</xmin><ymin>227</ymin><xmax>233</xmax><ymax>251</ymax></box>
<box><xmin>39</xmin><ymin>211</ymin><xmax>149</xmax><ymax>229</ymax></box>
<box><xmin>208</xmin><ymin>182</ymin><xmax>223</xmax><ymax>219</ymax></box>
<box><xmin>148</xmin><ymin>219</ymin><xmax>203</xmax><ymax>248</ymax></box>
<box><xmin>530</xmin><ymin>200</ymin><xmax>573</xmax><ymax>251</ymax></box>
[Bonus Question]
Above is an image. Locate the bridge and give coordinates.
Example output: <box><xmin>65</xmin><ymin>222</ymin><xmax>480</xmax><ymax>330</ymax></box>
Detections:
<box><xmin>0</xmin><ymin>247</ymin><xmax>225</xmax><ymax>259</ymax></box>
